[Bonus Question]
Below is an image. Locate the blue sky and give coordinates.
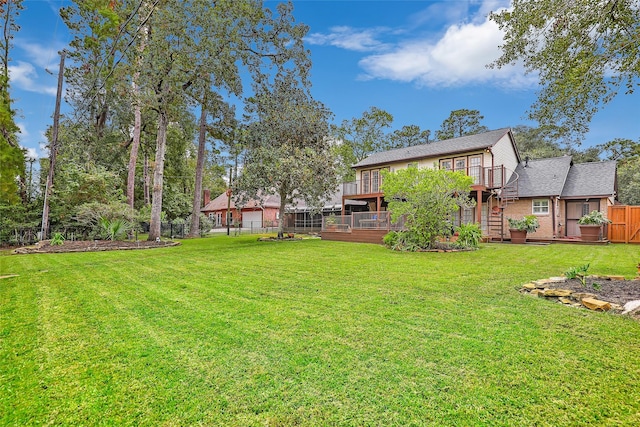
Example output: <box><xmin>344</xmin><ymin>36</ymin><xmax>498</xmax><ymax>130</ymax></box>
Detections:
<box><xmin>10</xmin><ymin>0</ymin><xmax>640</xmax><ymax>162</ymax></box>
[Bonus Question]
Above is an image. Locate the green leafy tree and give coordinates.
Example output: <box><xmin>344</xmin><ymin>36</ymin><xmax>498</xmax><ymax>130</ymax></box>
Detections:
<box><xmin>512</xmin><ymin>125</ymin><xmax>566</xmax><ymax>160</ymax></box>
<box><xmin>381</xmin><ymin>167</ymin><xmax>475</xmax><ymax>249</ymax></box>
<box><xmin>597</xmin><ymin>137</ymin><xmax>640</xmax><ymax>205</ymax></box>
<box><xmin>490</xmin><ymin>1</ymin><xmax>640</xmax><ymax>143</ymax></box>
<box><xmin>47</xmin><ymin>163</ymin><xmax>126</xmax><ymax>230</ymax></box>
<box><xmin>331</xmin><ymin>106</ymin><xmax>394</xmax><ymax>180</ymax></box>
<box><xmin>388</xmin><ymin>125</ymin><xmax>431</xmax><ymax>149</ymax></box>
<box><xmin>142</xmin><ymin>0</ymin><xmax>309</xmax><ymax>241</ymax></box>
<box><xmin>598</xmin><ymin>138</ymin><xmax>640</xmax><ymax>161</ymax></box>
<box><xmin>436</xmin><ymin>109</ymin><xmax>488</xmax><ymax>140</ymax></box>
<box><xmin>1</xmin><ymin>0</ymin><xmax>26</xmax><ymax>205</ymax></box>
<box><xmin>617</xmin><ymin>157</ymin><xmax>640</xmax><ymax>205</ymax></box>
<box><xmin>238</xmin><ymin>71</ymin><xmax>337</xmax><ymax>238</ymax></box>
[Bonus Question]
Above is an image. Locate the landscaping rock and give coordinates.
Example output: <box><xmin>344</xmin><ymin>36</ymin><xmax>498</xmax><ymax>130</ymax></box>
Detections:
<box><xmin>520</xmin><ymin>276</ymin><xmax>640</xmax><ymax>318</ymax></box>
<box><xmin>572</xmin><ymin>292</ymin><xmax>597</xmax><ymax>301</ymax></box>
<box><xmin>543</xmin><ymin>289</ymin><xmax>572</xmax><ymax>297</ymax></box>
<box><xmin>622</xmin><ymin>300</ymin><xmax>640</xmax><ymax>315</ymax></box>
<box><xmin>581</xmin><ymin>298</ymin><xmax>612</xmax><ymax>311</ymax></box>
<box><xmin>548</xmin><ymin>277</ymin><xmax>567</xmax><ymax>283</ymax></box>
<box><xmin>607</xmin><ymin>275</ymin><xmax>625</xmax><ymax>281</ymax></box>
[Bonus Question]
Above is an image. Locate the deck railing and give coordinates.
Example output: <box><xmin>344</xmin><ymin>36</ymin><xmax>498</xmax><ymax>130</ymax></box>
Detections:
<box><xmin>322</xmin><ymin>211</ymin><xmax>405</xmax><ymax>232</ymax></box>
<box><xmin>344</xmin><ymin>165</ymin><xmax>511</xmax><ymax>196</ymax></box>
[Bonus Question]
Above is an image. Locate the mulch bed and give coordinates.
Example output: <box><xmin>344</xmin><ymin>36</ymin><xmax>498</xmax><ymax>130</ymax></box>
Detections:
<box><xmin>555</xmin><ymin>277</ymin><xmax>640</xmax><ymax>306</ymax></box>
<box><xmin>12</xmin><ymin>240</ymin><xmax>180</xmax><ymax>254</ymax></box>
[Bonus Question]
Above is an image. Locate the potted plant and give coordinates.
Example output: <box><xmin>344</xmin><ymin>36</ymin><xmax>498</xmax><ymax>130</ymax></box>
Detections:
<box><xmin>507</xmin><ymin>215</ymin><xmax>540</xmax><ymax>244</ymax></box>
<box><xmin>578</xmin><ymin>210</ymin><xmax>611</xmax><ymax>242</ymax></box>
<box><xmin>325</xmin><ymin>213</ymin><xmax>337</xmax><ymax>231</ymax></box>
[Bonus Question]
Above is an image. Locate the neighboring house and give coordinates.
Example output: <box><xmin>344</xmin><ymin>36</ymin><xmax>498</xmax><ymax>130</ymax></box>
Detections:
<box><xmin>201</xmin><ymin>191</ymin><xmax>281</xmax><ymax>229</ymax></box>
<box><xmin>331</xmin><ymin>128</ymin><xmax>617</xmax><ymax>242</ymax></box>
<box><xmin>283</xmin><ymin>188</ymin><xmax>346</xmax><ymax>232</ymax></box>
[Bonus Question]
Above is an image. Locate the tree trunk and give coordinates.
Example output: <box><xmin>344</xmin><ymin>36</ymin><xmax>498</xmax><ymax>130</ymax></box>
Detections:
<box><xmin>126</xmin><ymin>101</ymin><xmax>141</xmax><ymax>209</ymax></box>
<box><xmin>189</xmin><ymin>104</ymin><xmax>207</xmax><ymax>237</ymax></box>
<box><xmin>148</xmin><ymin>111</ymin><xmax>168</xmax><ymax>241</ymax></box>
<box><xmin>127</xmin><ymin>8</ymin><xmax>147</xmax><ymax>211</ymax></box>
<box><xmin>41</xmin><ymin>50</ymin><xmax>65</xmax><ymax>240</ymax></box>
<box><xmin>278</xmin><ymin>192</ymin><xmax>286</xmax><ymax>239</ymax></box>
<box><xmin>143</xmin><ymin>151</ymin><xmax>150</xmax><ymax>205</ymax></box>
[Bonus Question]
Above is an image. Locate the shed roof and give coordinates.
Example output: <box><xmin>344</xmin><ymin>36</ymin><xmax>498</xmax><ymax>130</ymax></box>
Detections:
<box><xmin>513</xmin><ymin>156</ymin><xmax>573</xmax><ymax>197</ymax></box>
<box><xmin>561</xmin><ymin>160</ymin><xmax>617</xmax><ymax>198</ymax></box>
<box><xmin>353</xmin><ymin>128</ymin><xmax>513</xmax><ymax>169</ymax></box>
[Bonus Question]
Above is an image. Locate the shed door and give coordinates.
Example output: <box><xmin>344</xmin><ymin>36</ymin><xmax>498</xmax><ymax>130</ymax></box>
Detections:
<box><xmin>242</xmin><ymin>211</ymin><xmax>262</xmax><ymax>229</ymax></box>
<box><xmin>565</xmin><ymin>200</ymin><xmax>599</xmax><ymax>237</ymax></box>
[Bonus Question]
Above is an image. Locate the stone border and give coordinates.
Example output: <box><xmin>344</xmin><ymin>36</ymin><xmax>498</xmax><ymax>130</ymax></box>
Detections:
<box><xmin>13</xmin><ymin>240</ymin><xmax>180</xmax><ymax>254</ymax></box>
<box><xmin>520</xmin><ymin>275</ymin><xmax>640</xmax><ymax>317</ymax></box>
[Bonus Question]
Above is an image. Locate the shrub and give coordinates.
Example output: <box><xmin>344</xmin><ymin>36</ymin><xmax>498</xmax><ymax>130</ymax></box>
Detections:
<box><xmin>50</xmin><ymin>232</ymin><xmax>65</xmax><ymax>246</ymax></box>
<box><xmin>383</xmin><ymin>230</ymin><xmax>423</xmax><ymax>252</ymax></box>
<box><xmin>454</xmin><ymin>223</ymin><xmax>482</xmax><ymax>249</ymax></box>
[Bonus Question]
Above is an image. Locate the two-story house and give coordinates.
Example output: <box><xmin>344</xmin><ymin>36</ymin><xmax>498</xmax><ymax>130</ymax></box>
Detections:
<box><xmin>324</xmin><ymin>128</ymin><xmax>617</xmax><ymax>244</ymax></box>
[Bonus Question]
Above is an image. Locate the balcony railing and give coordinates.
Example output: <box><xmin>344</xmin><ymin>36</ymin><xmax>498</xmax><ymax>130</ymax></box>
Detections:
<box><xmin>322</xmin><ymin>211</ymin><xmax>405</xmax><ymax>232</ymax></box>
<box><xmin>344</xmin><ymin>165</ymin><xmax>511</xmax><ymax>196</ymax></box>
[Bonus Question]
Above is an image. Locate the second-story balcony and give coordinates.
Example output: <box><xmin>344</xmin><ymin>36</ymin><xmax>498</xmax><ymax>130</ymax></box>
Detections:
<box><xmin>344</xmin><ymin>165</ymin><xmax>514</xmax><ymax>196</ymax></box>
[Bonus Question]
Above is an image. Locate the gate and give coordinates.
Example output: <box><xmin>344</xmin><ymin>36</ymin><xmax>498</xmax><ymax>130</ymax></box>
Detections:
<box><xmin>608</xmin><ymin>205</ymin><xmax>640</xmax><ymax>243</ymax></box>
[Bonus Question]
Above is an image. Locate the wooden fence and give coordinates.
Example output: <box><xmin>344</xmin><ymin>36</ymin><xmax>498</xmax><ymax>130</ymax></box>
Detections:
<box><xmin>608</xmin><ymin>205</ymin><xmax>640</xmax><ymax>243</ymax></box>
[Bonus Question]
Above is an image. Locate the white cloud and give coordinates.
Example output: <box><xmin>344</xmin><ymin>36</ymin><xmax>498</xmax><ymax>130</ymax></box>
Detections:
<box><xmin>24</xmin><ymin>147</ymin><xmax>39</xmax><ymax>160</ymax></box>
<box><xmin>16</xmin><ymin>122</ymin><xmax>29</xmax><ymax>139</ymax></box>
<box><xmin>14</xmin><ymin>39</ymin><xmax>63</xmax><ymax>70</ymax></box>
<box><xmin>8</xmin><ymin>61</ymin><xmax>57</xmax><ymax>96</ymax></box>
<box><xmin>306</xmin><ymin>26</ymin><xmax>390</xmax><ymax>52</ymax></box>
<box><xmin>310</xmin><ymin>0</ymin><xmax>531</xmax><ymax>89</ymax></box>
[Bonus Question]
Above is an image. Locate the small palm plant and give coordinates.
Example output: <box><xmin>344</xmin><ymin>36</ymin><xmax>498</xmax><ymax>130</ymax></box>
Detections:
<box><xmin>99</xmin><ymin>217</ymin><xmax>131</xmax><ymax>241</ymax></box>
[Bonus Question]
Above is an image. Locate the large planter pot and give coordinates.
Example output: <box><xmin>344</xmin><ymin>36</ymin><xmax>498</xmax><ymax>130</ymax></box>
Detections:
<box><xmin>579</xmin><ymin>224</ymin><xmax>602</xmax><ymax>242</ymax></box>
<box><xmin>509</xmin><ymin>229</ymin><xmax>527</xmax><ymax>244</ymax></box>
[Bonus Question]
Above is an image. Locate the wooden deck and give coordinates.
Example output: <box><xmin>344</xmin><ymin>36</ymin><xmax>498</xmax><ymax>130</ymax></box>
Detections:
<box><xmin>321</xmin><ymin>229</ymin><xmax>387</xmax><ymax>245</ymax></box>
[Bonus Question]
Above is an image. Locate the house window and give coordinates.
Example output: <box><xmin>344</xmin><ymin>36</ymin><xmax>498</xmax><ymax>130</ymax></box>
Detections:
<box><xmin>469</xmin><ymin>155</ymin><xmax>482</xmax><ymax>184</ymax></box>
<box><xmin>371</xmin><ymin>170</ymin><xmax>380</xmax><ymax>193</ymax></box>
<box><xmin>454</xmin><ymin>157</ymin><xmax>467</xmax><ymax>173</ymax></box>
<box><xmin>532</xmin><ymin>199</ymin><xmax>550</xmax><ymax>215</ymax></box>
<box><xmin>362</xmin><ymin>171</ymin><xmax>370</xmax><ymax>194</ymax></box>
<box><xmin>440</xmin><ymin>159</ymin><xmax>452</xmax><ymax>171</ymax></box>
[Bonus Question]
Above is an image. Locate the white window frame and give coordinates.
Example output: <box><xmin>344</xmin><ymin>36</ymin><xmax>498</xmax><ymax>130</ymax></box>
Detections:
<box><xmin>532</xmin><ymin>199</ymin><xmax>550</xmax><ymax>215</ymax></box>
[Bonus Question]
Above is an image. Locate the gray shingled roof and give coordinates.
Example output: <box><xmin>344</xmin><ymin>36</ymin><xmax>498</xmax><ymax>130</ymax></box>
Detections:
<box><xmin>202</xmin><ymin>191</ymin><xmax>281</xmax><ymax>212</ymax></box>
<box><xmin>353</xmin><ymin>128</ymin><xmax>513</xmax><ymax>168</ymax></box>
<box><xmin>561</xmin><ymin>160</ymin><xmax>617</xmax><ymax>198</ymax></box>
<box><xmin>513</xmin><ymin>156</ymin><xmax>573</xmax><ymax>197</ymax></box>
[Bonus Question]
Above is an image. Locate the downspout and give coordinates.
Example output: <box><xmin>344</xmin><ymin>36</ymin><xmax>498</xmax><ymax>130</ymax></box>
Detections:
<box><xmin>554</xmin><ymin>196</ymin><xmax>561</xmax><ymax>237</ymax></box>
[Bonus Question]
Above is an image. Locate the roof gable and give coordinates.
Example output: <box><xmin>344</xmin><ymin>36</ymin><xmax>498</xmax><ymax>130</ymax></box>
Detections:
<box><xmin>353</xmin><ymin>128</ymin><xmax>514</xmax><ymax>169</ymax></box>
<box><xmin>561</xmin><ymin>160</ymin><xmax>617</xmax><ymax>198</ymax></box>
<box><xmin>513</xmin><ymin>156</ymin><xmax>573</xmax><ymax>197</ymax></box>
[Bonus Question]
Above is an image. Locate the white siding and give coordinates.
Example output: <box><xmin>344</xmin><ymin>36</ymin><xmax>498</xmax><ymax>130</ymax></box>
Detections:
<box><xmin>491</xmin><ymin>133</ymin><xmax>520</xmax><ymax>177</ymax></box>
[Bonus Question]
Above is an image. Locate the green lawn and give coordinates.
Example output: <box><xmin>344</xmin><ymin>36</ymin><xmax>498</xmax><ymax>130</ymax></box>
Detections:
<box><xmin>2</xmin><ymin>236</ymin><xmax>639</xmax><ymax>426</ymax></box>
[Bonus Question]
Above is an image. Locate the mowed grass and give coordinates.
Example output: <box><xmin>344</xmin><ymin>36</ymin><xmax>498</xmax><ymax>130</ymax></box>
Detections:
<box><xmin>1</xmin><ymin>236</ymin><xmax>639</xmax><ymax>426</ymax></box>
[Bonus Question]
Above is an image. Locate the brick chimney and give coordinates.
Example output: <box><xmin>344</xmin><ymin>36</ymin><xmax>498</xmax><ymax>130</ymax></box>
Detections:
<box><xmin>203</xmin><ymin>189</ymin><xmax>210</xmax><ymax>207</ymax></box>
